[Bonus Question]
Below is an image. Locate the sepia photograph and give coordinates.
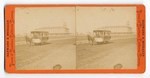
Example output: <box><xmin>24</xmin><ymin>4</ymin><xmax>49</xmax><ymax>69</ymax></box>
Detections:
<box><xmin>76</xmin><ymin>6</ymin><xmax>137</xmax><ymax>69</ymax></box>
<box><xmin>15</xmin><ymin>6</ymin><xmax>137</xmax><ymax>70</ymax></box>
<box><xmin>15</xmin><ymin>7</ymin><xmax>76</xmax><ymax>70</ymax></box>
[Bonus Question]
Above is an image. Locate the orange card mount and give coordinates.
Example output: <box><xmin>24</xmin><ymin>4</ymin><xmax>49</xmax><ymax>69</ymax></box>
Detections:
<box><xmin>5</xmin><ymin>4</ymin><xmax>146</xmax><ymax>73</ymax></box>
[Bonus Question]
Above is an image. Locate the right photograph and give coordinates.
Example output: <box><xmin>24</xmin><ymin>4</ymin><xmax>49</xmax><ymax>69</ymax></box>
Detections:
<box><xmin>76</xmin><ymin>6</ymin><xmax>137</xmax><ymax>69</ymax></box>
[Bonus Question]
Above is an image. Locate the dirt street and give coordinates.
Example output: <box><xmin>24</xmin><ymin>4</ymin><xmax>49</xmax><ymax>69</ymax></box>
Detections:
<box><xmin>16</xmin><ymin>38</ymin><xmax>76</xmax><ymax>70</ymax></box>
<box><xmin>76</xmin><ymin>38</ymin><xmax>137</xmax><ymax>69</ymax></box>
<box><xmin>16</xmin><ymin>38</ymin><xmax>137</xmax><ymax>70</ymax></box>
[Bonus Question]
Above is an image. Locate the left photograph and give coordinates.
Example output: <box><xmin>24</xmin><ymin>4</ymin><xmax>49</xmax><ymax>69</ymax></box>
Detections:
<box><xmin>15</xmin><ymin>7</ymin><xmax>76</xmax><ymax>70</ymax></box>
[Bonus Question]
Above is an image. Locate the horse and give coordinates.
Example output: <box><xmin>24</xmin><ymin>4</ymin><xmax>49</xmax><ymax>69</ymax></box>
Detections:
<box><xmin>87</xmin><ymin>33</ymin><xmax>95</xmax><ymax>45</ymax></box>
<box><xmin>25</xmin><ymin>35</ymin><xmax>33</xmax><ymax>45</ymax></box>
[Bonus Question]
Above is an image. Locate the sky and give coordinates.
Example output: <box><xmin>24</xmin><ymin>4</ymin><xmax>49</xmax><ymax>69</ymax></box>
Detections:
<box><xmin>15</xmin><ymin>6</ymin><xmax>136</xmax><ymax>35</ymax></box>
<box><xmin>76</xmin><ymin>6</ymin><xmax>136</xmax><ymax>34</ymax></box>
<box><xmin>15</xmin><ymin>7</ymin><xmax>76</xmax><ymax>35</ymax></box>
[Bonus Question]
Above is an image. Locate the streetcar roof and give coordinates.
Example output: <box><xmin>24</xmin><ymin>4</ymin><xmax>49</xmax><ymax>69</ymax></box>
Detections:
<box><xmin>93</xmin><ymin>30</ymin><xmax>111</xmax><ymax>32</ymax></box>
<box><xmin>31</xmin><ymin>31</ymin><xmax>49</xmax><ymax>33</ymax></box>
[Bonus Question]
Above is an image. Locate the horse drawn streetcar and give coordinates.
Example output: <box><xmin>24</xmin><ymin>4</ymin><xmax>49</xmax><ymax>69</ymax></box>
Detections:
<box><xmin>25</xmin><ymin>31</ymin><xmax>49</xmax><ymax>45</ymax></box>
<box><xmin>93</xmin><ymin>30</ymin><xmax>111</xmax><ymax>44</ymax></box>
<box><xmin>87</xmin><ymin>30</ymin><xmax>111</xmax><ymax>45</ymax></box>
